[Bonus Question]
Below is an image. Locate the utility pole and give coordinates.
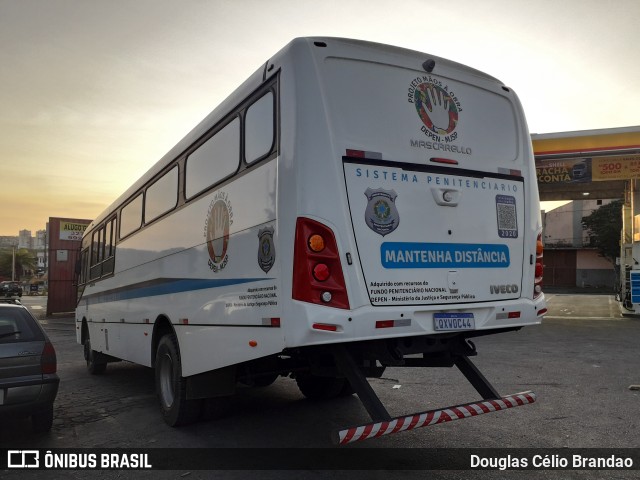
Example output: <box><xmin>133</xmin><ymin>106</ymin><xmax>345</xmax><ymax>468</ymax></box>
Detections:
<box><xmin>11</xmin><ymin>245</ymin><xmax>16</xmax><ymax>281</ymax></box>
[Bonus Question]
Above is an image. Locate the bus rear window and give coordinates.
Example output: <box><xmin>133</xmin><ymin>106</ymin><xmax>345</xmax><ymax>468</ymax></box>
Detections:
<box><xmin>323</xmin><ymin>58</ymin><xmax>518</xmax><ymax>164</ymax></box>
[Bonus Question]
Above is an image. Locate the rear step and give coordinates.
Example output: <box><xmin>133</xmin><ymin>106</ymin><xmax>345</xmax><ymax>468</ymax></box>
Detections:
<box><xmin>329</xmin><ymin>344</ymin><xmax>536</xmax><ymax>445</ymax></box>
<box><xmin>334</xmin><ymin>391</ymin><xmax>536</xmax><ymax>444</ymax></box>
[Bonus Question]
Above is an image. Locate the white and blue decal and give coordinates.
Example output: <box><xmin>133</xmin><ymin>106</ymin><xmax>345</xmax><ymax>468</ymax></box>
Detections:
<box><xmin>364</xmin><ymin>188</ymin><xmax>400</xmax><ymax>236</ymax></box>
<box><xmin>381</xmin><ymin>242</ymin><xmax>510</xmax><ymax>269</ymax></box>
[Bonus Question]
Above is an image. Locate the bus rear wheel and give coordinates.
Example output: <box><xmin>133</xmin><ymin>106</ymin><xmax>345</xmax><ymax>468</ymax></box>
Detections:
<box><xmin>295</xmin><ymin>373</ymin><xmax>350</xmax><ymax>399</ymax></box>
<box><xmin>155</xmin><ymin>334</ymin><xmax>201</xmax><ymax>426</ymax></box>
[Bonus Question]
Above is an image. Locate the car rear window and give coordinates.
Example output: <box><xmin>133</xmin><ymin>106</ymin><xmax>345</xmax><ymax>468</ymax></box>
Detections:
<box><xmin>0</xmin><ymin>307</ymin><xmax>45</xmax><ymax>343</ymax></box>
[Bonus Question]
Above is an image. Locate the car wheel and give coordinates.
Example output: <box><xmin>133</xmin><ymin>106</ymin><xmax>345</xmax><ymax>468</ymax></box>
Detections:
<box><xmin>84</xmin><ymin>332</ymin><xmax>107</xmax><ymax>375</ymax></box>
<box><xmin>295</xmin><ymin>373</ymin><xmax>348</xmax><ymax>399</ymax></box>
<box><xmin>155</xmin><ymin>333</ymin><xmax>201</xmax><ymax>426</ymax></box>
<box><xmin>32</xmin><ymin>403</ymin><xmax>54</xmax><ymax>433</ymax></box>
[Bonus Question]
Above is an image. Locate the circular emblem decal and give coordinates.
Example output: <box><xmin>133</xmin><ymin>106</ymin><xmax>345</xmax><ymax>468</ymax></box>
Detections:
<box><xmin>365</xmin><ymin>188</ymin><xmax>399</xmax><ymax>236</ymax></box>
<box><xmin>205</xmin><ymin>192</ymin><xmax>233</xmax><ymax>272</ymax></box>
<box><xmin>408</xmin><ymin>76</ymin><xmax>464</xmax><ymax>145</ymax></box>
<box><xmin>373</xmin><ymin>199</ymin><xmax>391</xmax><ymax>221</ymax></box>
<box><xmin>413</xmin><ymin>83</ymin><xmax>459</xmax><ymax>136</ymax></box>
<box><xmin>258</xmin><ymin>226</ymin><xmax>275</xmax><ymax>273</ymax></box>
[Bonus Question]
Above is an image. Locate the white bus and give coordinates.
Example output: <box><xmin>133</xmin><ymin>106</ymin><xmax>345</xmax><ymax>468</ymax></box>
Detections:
<box><xmin>76</xmin><ymin>37</ymin><xmax>546</xmax><ymax>443</ymax></box>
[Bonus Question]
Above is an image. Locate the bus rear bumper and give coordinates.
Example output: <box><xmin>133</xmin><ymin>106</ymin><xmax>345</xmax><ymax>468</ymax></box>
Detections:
<box><xmin>286</xmin><ymin>296</ymin><xmax>546</xmax><ymax>349</ymax></box>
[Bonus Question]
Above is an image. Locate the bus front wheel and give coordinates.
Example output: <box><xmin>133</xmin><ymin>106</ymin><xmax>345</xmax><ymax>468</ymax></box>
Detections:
<box><xmin>155</xmin><ymin>334</ymin><xmax>201</xmax><ymax>426</ymax></box>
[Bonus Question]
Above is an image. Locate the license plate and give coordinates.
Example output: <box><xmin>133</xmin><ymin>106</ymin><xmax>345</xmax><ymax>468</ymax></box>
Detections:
<box><xmin>433</xmin><ymin>313</ymin><xmax>475</xmax><ymax>331</ymax></box>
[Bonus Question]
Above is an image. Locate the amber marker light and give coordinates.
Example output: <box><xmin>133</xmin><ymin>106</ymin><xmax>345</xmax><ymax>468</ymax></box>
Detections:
<box><xmin>308</xmin><ymin>234</ymin><xmax>325</xmax><ymax>252</ymax></box>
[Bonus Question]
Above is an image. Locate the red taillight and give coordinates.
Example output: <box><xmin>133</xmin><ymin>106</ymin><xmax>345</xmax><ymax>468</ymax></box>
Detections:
<box><xmin>375</xmin><ymin>320</ymin><xmax>395</xmax><ymax>329</ymax></box>
<box><xmin>430</xmin><ymin>157</ymin><xmax>459</xmax><ymax>165</ymax></box>
<box><xmin>41</xmin><ymin>341</ymin><xmax>57</xmax><ymax>374</ymax></box>
<box><xmin>535</xmin><ymin>263</ymin><xmax>544</xmax><ymax>277</ymax></box>
<box><xmin>534</xmin><ymin>233</ymin><xmax>543</xmax><ymax>298</ymax></box>
<box><xmin>346</xmin><ymin>149</ymin><xmax>366</xmax><ymax>158</ymax></box>
<box><xmin>293</xmin><ymin>217</ymin><xmax>350</xmax><ymax>309</ymax></box>
<box><xmin>312</xmin><ymin>263</ymin><xmax>331</xmax><ymax>281</ymax></box>
<box><xmin>312</xmin><ymin>323</ymin><xmax>339</xmax><ymax>332</ymax></box>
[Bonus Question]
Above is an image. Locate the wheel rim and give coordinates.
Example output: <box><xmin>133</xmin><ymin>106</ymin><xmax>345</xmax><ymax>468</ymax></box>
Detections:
<box><xmin>158</xmin><ymin>352</ymin><xmax>175</xmax><ymax>408</ymax></box>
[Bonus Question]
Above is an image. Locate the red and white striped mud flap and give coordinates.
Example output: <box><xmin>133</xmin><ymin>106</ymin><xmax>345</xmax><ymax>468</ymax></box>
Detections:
<box><xmin>333</xmin><ymin>391</ymin><xmax>536</xmax><ymax>445</ymax></box>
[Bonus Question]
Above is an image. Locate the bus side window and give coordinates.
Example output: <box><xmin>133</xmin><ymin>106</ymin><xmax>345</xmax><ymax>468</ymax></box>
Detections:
<box><xmin>89</xmin><ymin>228</ymin><xmax>103</xmax><ymax>281</ymax></box>
<box><xmin>104</xmin><ymin>219</ymin><xmax>113</xmax><ymax>259</ymax></box>
<box><xmin>102</xmin><ymin>217</ymin><xmax>116</xmax><ymax>276</ymax></box>
<box><xmin>245</xmin><ymin>91</ymin><xmax>274</xmax><ymax>164</ymax></box>
<box><xmin>120</xmin><ymin>194</ymin><xmax>143</xmax><ymax>239</ymax></box>
<box><xmin>76</xmin><ymin>248</ymin><xmax>89</xmax><ymax>285</ymax></box>
<box><xmin>145</xmin><ymin>166</ymin><xmax>178</xmax><ymax>223</ymax></box>
<box><xmin>185</xmin><ymin>117</ymin><xmax>240</xmax><ymax>199</ymax></box>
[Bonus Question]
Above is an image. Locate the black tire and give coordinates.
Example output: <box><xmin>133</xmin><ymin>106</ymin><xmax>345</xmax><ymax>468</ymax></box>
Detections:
<box><xmin>338</xmin><ymin>380</ymin><xmax>355</xmax><ymax>397</ymax></box>
<box><xmin>200</xmin><ymin>396</ymin><xmax>233</xmax><ymax>421</ymax></box>
<box><xmin>84</xmin><ymin>331</ymin><xmax>107</xmax><ymax>375</ymax></box>
<box><xmin>241</xmin><ymin>373</ymin><xmax>278</xmax><ymax>388</ymax></box>
<box><xmin>32</xmin><ymin>403</ymin><xmax>54</xmax><ymax>433</ymax></box>
<box><xmin>155</xmin><ymin>334</ymin><xmax>201</xmax><ymax>426</ymax></box>
<box><xmin>295</xmin><ymin>373</ymin><xmax>348</xmax><ymax>400</ymax></box>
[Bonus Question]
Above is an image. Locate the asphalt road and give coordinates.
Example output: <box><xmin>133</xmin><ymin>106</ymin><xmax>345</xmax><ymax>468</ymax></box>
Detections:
<box><xmin>1</xmin><ymin>294</ymin><xmax>639</xmax><ymax>479</ymax></box>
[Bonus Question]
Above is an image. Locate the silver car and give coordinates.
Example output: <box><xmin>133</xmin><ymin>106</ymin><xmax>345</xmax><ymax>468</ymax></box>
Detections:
<box><xmin>0</xmin><ymin>300</ymin><xmax>59</xmax><ymax>432</ymax></box>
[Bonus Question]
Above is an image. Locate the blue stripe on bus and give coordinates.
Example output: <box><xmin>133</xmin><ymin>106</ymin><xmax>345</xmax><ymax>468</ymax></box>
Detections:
<box><xmin>83</xmin><ymin>277</ymin><xmax>268</xmax><ymax>305</ymax></box>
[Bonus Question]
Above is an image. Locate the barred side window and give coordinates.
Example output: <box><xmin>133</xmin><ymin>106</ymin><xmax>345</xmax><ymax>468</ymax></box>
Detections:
<box><xmin>120</xmin><ymin>194</ymin><xmax>143</xmax><ymax>238</ymax></box>
<box><xmin>245</xmin><ymin>91</ymin><xmax>274</xmax><ymax>164</ymax></box>
<box><xmin>185</xmin><ymin>117</ymin><xmax>240</xmax><ymax>199</ymax></box>
<box><xmin>145</xmin><ymin>166</ymin><xmax>178</xmax><ymax>223</ymax></box>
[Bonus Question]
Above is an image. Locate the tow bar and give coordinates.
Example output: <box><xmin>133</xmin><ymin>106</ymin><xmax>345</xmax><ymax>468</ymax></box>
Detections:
<box><xmin>330</xmin><ymin>343</ymin><xmax>537</xmax><ymax>445</ymax></box>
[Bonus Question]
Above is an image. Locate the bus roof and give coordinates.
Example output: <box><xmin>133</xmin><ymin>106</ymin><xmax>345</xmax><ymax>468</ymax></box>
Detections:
<box><xmin>87</xmin><ymin>37</ymin><xmax>507</xmax><ymax>233</ymax></box>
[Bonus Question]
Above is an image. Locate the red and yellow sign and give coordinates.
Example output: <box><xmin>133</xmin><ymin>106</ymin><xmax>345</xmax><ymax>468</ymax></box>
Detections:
<box><xmin>532</xmin><ymin>129</ymin><xmax>640</xmax><ymax>156</ymax></box>
<box><xmin>592</xmin><ymin>155</ymin><xmax>640</xmax><ymax>181</ymax></box>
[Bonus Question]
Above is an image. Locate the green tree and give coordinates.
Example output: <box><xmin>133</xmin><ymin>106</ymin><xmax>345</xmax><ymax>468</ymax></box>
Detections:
<box><xmin>0</xmin><ymin>248</ymin><xmax>37</xmax><ymax>280</ymax></box>
<box><xmin>0</xmin><ymin>249</ymin><xmax>11</xmax><ymax>278</ymax></box>
<box><xmin>581</xmin><ymin>199</ymin><xmax>623</xmax><ymax>264</ymax></box>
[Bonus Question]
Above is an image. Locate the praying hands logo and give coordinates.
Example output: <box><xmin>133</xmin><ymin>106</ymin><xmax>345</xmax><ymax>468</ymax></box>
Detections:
<box><xmin>206</xmin><ymin>198</ymin><xmax>231</xmax><ymax>271</ymax></box>
<box><xmin>413</xmin><ymin>82</ymin><xmax>459</xmax><ymax>136</ymax></box>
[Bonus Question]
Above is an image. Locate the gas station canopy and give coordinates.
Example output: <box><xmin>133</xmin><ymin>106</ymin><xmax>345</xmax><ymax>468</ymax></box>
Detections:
<box><xmin>532</xmin><ymin>126</ymin><xmax>640</xmax><ymax>201</ymax></box>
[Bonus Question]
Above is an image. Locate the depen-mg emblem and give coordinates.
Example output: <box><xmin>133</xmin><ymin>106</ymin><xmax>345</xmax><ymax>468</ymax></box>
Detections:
<box><xmin>364</xmin><ymin>188</ymin><xmax>400</xmax><ymax>236</ymax></box>
<box><xmin>258</xmin><ymin>226</ymin><xmax>275</xmax><ymax>273</ymax></box>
